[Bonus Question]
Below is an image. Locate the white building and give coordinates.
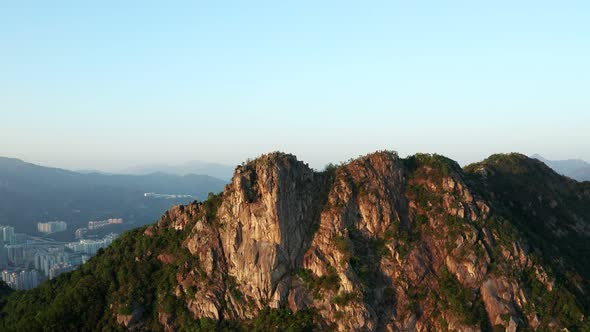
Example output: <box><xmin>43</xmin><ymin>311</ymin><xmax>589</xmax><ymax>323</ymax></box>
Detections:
<box><xmin>65</xmin><ymin>233</ymin><xmax>118</xmax><ymax>255</ymax></box>
<box><xmin>34</xmin><ymin>248</ymin><xmax>69</xmax><ymax>277</ymax></box>
<box><xmin>88</xmin><ymin>218</ymin><xmax>123</xmax><ymax>230</ymax></box>
<box><xmin>1</xmin><ymin>269</ymin><xmax>40</xmax><ymax>290</ymax></box>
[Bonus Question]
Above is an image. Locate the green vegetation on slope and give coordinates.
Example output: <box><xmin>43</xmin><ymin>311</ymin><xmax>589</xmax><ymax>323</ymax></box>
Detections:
<box><xmin>0</xmin><ymin>153</ymin><xmax>589</xmax><ymax>331</ymax></box>
<box><xmin>0</xmin><ymin>191</ymin><xmax>321</xmax><ymax>332</ymax></box>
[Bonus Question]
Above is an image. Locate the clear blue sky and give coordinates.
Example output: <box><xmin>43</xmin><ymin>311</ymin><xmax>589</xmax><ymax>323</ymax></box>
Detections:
<box><xmin>1</xmin><ymin>1</ymin><xmax>589</xmax><ymax>171</ymax></box>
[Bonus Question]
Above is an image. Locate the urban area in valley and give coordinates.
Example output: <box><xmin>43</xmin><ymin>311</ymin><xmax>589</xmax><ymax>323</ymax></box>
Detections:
<box><xmin>0</xmin><ymin>218</ymin><xmax>124</xmax><ymax>290</ymax></box>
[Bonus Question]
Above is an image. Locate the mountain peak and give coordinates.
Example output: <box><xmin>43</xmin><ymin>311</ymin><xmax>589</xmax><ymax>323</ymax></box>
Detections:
<box><xmin>238</xmin><ymin>151</ymin><xmax>304</xmax><ymax>170</ymax></box>
<box><xmin>465</xmin><ymin>153</ymin><xmax>555</xmax><ymax>177</ymax></box>
<box><xmin>2</xmin><ymin>151</ymin><xmax>589</xmax><ymax>331</ymax></box>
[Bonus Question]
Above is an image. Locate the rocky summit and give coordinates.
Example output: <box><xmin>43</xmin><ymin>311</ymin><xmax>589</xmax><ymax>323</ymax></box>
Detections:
<box><xmin>1</xmin><ymin>151</ymin><xmax>589</xmax><ymax>331</ymax></box>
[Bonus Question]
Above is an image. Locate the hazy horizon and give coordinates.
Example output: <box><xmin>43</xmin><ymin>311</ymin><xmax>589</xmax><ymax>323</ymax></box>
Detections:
<box><xmin>2</xmin><ymin>2</ymin><xmax>589</xmax><ymax>170</ymax></box>
<box><xmin>1</xmin><ymin>151</ymin><xmax>588</xmax><ymax>176</ymax></box>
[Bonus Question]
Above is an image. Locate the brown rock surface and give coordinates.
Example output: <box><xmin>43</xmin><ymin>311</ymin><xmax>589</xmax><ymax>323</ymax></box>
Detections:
<box><xmin>121</xmin><ymin>152</ymin><xmax>590</xmax><ymax>331</ymax></box>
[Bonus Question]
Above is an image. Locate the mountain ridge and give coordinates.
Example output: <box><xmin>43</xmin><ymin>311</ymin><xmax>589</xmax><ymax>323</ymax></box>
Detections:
<box><xmin>531</xmin><ymin>154</ymin><xmax>590</xmax><ymax>182</ymax></box>
<box><xmin>119</xmin><ymin>160</ymin><xmax>235</xmax><ymax>180</ymax></box>
<box><xmin>0</xmin><ymin>151</ymin><xmax>588</xmax><ymax>331</ymax></box>
<box><xmin>0</xmin><ymin>156</ymin><xmax>227</xmax><ymax>234</ymax></box>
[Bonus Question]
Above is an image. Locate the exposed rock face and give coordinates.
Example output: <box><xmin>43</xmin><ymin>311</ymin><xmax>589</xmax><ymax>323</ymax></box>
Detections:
<box><xmin>480</xmin><ymin>278</ymin><xmax>522</xmax><ymax>330</ymax></box>
<box><xmin>116</xmin><ymin>305</ymin><xmax>145</xmax><ymax>331</ymax></box>
<box><xmin>218</xmin><ymin>154</ymin><xmax>319</xmax><ymax>313</ymax></box>
<box><xmin>135</xmin><ymin>151</ymin><xmax>590</xmax><ymax>331</ymax></box>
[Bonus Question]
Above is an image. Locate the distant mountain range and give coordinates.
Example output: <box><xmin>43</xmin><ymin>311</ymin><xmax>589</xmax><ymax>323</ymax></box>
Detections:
<box><xmin>531</xmin><ymin>154</ymin><xmax>590</xmax><ymax>182</ymax></box>
<box><xmin>0</xmin><ymin>157</ymin><xmax>228</xmax><ymax>234</ymax></box>
<box><xmin>119</xmin><ymin>160</ymin><xmax>235</xmax><ymax>180</ymax></box>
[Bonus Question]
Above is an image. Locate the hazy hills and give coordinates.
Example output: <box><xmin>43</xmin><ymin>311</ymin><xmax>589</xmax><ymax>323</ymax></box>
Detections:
<box><xmin>119</xmin><ymin>160</ymin><xmax>235</xmax><ymax>181</ymax></box>
<box><xmin>532</xmin><ymin>154</ymin><xmax>590</xmax><ymax>182</ymax></box>
<box><xmin>1</xmin><ymin>151</ymin><xmax>587</xmax><ymax>331</ymax></box>
<box><xmin>0</xmin><ymin>157</ymin><xmax>228</xmax><ymax>234</ymax></box>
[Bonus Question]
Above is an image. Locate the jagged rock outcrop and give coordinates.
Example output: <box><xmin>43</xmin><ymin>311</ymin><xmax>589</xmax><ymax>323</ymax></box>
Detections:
<box><xmin>146</xmin><ymin>151</ymin><xmax>589</xmax><ymax>331</ymax></box>
<box><xmin>218</xmin><ymin>154</ymin><xmax>319</xmax><ymax>313</ymax></box>
<box><xmin>2</xmin><ymin>151</ymin><xmax>588</xmax><ymax>332</ymax></box>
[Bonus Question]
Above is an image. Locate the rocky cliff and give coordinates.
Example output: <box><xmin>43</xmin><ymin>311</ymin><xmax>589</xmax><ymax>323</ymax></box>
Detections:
<box><xmin>1</xmin><ymin>151</ymin><xmax>588</xmax><ymax>331</ymax></box>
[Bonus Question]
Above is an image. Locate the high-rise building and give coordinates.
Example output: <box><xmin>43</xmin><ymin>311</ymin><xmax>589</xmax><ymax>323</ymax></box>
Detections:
<box><xmin>37</xmin><ymin>221</ymin><xmax>67</xmax><ymax>234</ymax></box>
<box><xmin>1</xmin><ymin>269</ymin><xmax>40</xmax><ymax>290</ymax></box>
<box><xmin>0</xmin><ymin>226</ymin><xmax>15</xmax><ymax>244</ymax></box>
<box><xmin>34</xmin><ymin>248</ymin><xmax>69</xmax><ymax>277</ymax></box>
<box><xmin>87</xmin><ymin>218</ymin><xmax>123</xmax><ymax>230</ymax></box>
<box><xmin>0</xmin><ymin>246</ymin><xmax>8</xmax><ymax>269</ymax></box>
<box><xmin>20</xmin><ymin>269</ymin><xmax>39</xmax><ymax>289</ymax></box>
<box><xmin>7</xmin><ymin>245</ymin><xmax>25</xmax><ymax>265</ymax></box>
<box><xmin>65</xmin><ymin>233</ymin><xmax>118</xmax><ymax>255</ymax></box>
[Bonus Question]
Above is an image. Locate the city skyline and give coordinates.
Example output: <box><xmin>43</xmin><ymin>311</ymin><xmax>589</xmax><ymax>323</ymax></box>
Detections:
<box><xmin>0</xmin><ymin>218</ymin><xmax>121</xmax><ymax>291</ymax></box>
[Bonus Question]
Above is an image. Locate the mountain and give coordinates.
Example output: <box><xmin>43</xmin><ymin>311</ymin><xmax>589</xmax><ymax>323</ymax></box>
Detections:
<box><xmin>121</xmin><ymin>161</ymin><xmax>235</xmax><ymax>180</ymax></box>
<box><xmin>531</xmin><ymin>154</ymin><xmax>590</xmax><ymax>182</ymax></box>
<box><xmin>0</xmin><ymin>157</ymin><xmax>227</xmax><ymax>234</ymax></box>
<box><xmin>1</xmin><ymin>151</ymin><xmax>588</xmax><ymax>331</ymax></box>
